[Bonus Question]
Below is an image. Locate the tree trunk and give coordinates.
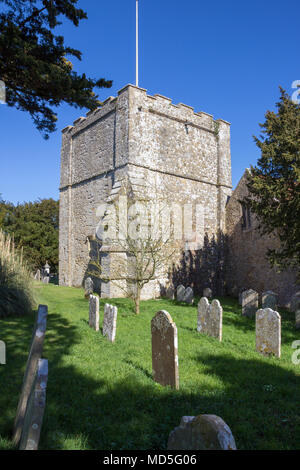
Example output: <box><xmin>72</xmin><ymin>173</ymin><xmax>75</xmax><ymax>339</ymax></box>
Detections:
<box><xmin>135</xmin><ymin>286</ymin><xmax>141</xmax><ymax>314</ymax></box>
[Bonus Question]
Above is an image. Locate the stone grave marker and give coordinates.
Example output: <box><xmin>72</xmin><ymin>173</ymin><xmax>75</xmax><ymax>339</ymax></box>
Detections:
<box><xmin>166</xmin><ymin>286</ymin><xmax>175</xmax><ymax>300</ymax></box>
<box><xmin>176</xmin><ymin>285</ymin><xmax>185</xmax><ymax>302</ymax></box>
<box><xmin>103</xmin><ymin>303</ymin><xmax>118</xmax><ymax>342</ymax></box>
<box><xmin>296</xmin><ymin>310</ymin><xmax>300</xmax><ymax>330</ymax></box>
<box><xmin>183</xmin><ymin>287</ymin><xmax>194</xmax><ymax>304</ymax></box>
<box><xmin>256</xmin><ymin>308</ymin><xmax>281</xmax><ymax>358</ymax></box>
<box><xmin>151</xmin><ymin>310</ymin><xmax>179</xmax><ymax>389</ymax></box>
<box><xmin>84</xmin><ymin>277</ymin><xmax>94</xmax><ymax>298</ymax></box>
<box><xmin>238</xmin><ymin>287</ymin><xmax>247</xmax><ymax>305</ymax></box>
<box><xmin>13</xmin><ymin>305</ymin><xmax>48</xmax><ymax>447</ymax></box>
<box><xmin>197</xmin><ymin>297</ymin><xmax>223</xmax><ymax>341</ymax></box>
<box><xmin>89</xmin><ymin>295</ymin><xmax>99</xmax><ymax>331</ymax></box>
<box><xmin>167</xmin><ymin>414</ymin><xmax>237</xmax><ymax>450</ymax></box>
<box><xmin>262</xmin><ymin>291</ymin><xmax>278</xmax><ymax>310</ymax></box>
<box><xmin>242</xmin><ymin>289</ymin><xmax>258</xmax><ymax>317</ymax></box>
<box><xmin>203</xmin><ymin>287</ymin><xmax>212</xmax><ymax>298</ymax></box>
<box><xmin>290</xmin><ymin>294</ymin><xmax>300</xmax><ymax>313</ymax></box>
<box><xmin>19</xmin><ymin>358</ymin><xmax>48</xmax><ymax>450</ymax></box>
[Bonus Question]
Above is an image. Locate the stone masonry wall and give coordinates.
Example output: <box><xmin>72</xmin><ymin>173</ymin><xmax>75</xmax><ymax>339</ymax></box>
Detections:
<box><xmin>59</xmin><ymin>84</ymin><xmax>232</xmax><ymax>297</ymax></box>
<box><xmin>225</xmin><ymin>170</ymin><xmax>298</xmax><ymax>307</ymax></box>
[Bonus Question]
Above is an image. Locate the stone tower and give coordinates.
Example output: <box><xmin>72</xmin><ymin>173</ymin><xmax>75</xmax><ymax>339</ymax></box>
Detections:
<box><xmin>59</xmin><ymin>84</ymin><xmax>232</xmax><ymax>297</ymax></box>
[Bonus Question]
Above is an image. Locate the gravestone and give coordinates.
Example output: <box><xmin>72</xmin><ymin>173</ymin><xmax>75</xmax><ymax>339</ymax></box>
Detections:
<box><xmin>290</xmin><ymin>294</ymin><xmax>300</xmax><ymax>313</ymax></box>
<box><xmin>183</xmin><ymin>287</ymin><xmax>194</xmax><ymax>304</ymax></box>
<box><xmin>295</xmin><ymin>310</ymin><xmax>300</xmax><ymax>330</ymax></box>
<box><xmin>34</xmin><ymin>270</ymin><xmax>41</xmax><ymax>281</ymax></box>
<box><xmin>167</xmin><ymin>415</ymin><xmax>237</xmax><ymax>450</ymax></box>
<box><xmin>197</xmin><ymin>297</ymin><xmax>223</xmax><ymax>341</ymax></box>
<box><xmin>89</xmin><ymin>295</ymin><xmax>99</xmax><ymax>331</ymax></box>
<box><xmin>203</xmin><ymin>288</ymin><xmax>212</xmax><ymax>299</ymax></box>
<box><xmin>262</xmin><ymin>291</ymin><xmax>278</xmax><ymax>310</ymax></box>
<box><xmin>151</xmin><ymin>310</ymin><xmax>179</xmax><ymax>389</ymax></box>
<box><xmin>242</xmin><ymin>289</ymin><xmax>258</xmax><ymax>317</ymax></box>
<box><xmin>166</xmin><ymin>286</ymin><xmax>175</xmax><ymax>300</ymax></box>
<box><xmin>238</xmin><ymin>287</ymin><xmax>247</xmax><ymax>305</ymax></box>
<box><xmin>103</xmin><ymin>304</ymin><xmax>118</xmax><ymax>342</ymax></box>
<box><xmin>13</xmin><ymin>305</ymin><xmax>48</xmax><ymax>447</ymax></box>
<box><xmin>19</xmin><ymin>358</ymin><xmax>48</xmax><ymax>450</ymax></box>
<box><xmin>84</xmin><ymin>277</ymin><xmax>94</xmax><ymax>298</ymax></box>
<box><xmin>176</xmin><ymin>285</ymin><xmax>185</xmax><ymax>302</ymax></box>
<box><xmin>256</xmin><ymin>308</ymin><xmax>281</xmax><ymax>358</ymax></box>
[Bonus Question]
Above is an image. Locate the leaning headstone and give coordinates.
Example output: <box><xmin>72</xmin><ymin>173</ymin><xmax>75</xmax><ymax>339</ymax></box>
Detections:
<box><xmin>13</xmin><ymin>305</ymin><xmax>48</xmax><ymax>447</ymax></box>
<box><xmin>19</xmin><ymin>358</ymin><xmax>48</xmax><ymax>450</ymax></box>
<box><xmin>203</xmin><ymin>287</ymin><xmax>212</xmax><ymax>298</ymax></box>
<box><xmin>197</xmin><ymin>298</ymin><xmax>223</xmax><ymax>341</ymax></box>
<box><xmin>103</xmin><ymin>304</ymin><xmax>118</xmax><ymax>342</ymax></box>
<box><xmin>151</xmin><ymin>310</ymin><xmax>179</xmax><ymax>389</ymax></box>
<box><xmin>89</xmin><ymin>295</ymin><xmax>99</xmax><ymax>331</ymax></box>
<box><xmin>176</xmin><ymin>285</ymin><xmax>185</xmax><ymax>302</ymax></box>
<box><xmin>167</xmin><ymin>414</ymin><xmax>237</xmax><ymax>450</ymax></box>
<box><xmin>166</xmin><ymin>286</ymin><xmax>175</xmax><ymax>300</ymax></box>
<box><xmin>242</xmin><ymin>289</ymin><xmax>258</xmax><ymax>317</ymax></box>
<box><xmin>296</xmin><ymin>310</ymin><xmax>300</xmax><ymax>330</ymax></box>
<box><xmin>183</xmin><ymin>287</ymin><xmax>194</xmax><ymax>304</ymax></box>
<box><xmin>256</xmin><ymin>308</ymin><xmax>281</xmax><ymax>358</ymax></box>
<box><xmin>84</xmin><ymin>277</ymin><xmax>94</xmax><ymax>298</ymax></box>
<box><xmin>262</xmin><ymin>291</ymin><xmax>278</xmax><ymax>310</ymax></box>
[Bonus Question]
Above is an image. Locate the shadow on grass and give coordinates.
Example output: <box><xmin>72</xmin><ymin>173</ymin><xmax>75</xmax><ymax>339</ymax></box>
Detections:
<box><xmin>1</xmin><ymin>300</ymin><xmax>299</xmax><ymax>451</ymax></box>
<box><xmin>39</xmin><ymin>352</ymin><xmax>300</xmax><ymax>450</ymax></box>
<box><xmin>0</xmin><ymin>309</ymin><xmax>37</xmax><ymax>449</ymax></box>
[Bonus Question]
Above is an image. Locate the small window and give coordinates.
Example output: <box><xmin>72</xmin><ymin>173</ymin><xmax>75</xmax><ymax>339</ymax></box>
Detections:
<box><xmin>241</xmin><ymin>204</ymin><xmax>251</xmax><ymax>230</ymax></box>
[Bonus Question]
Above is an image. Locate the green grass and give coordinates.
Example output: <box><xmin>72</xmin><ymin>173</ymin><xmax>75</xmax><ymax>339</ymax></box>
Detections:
<box><xmin>0</xmin><ymin>284</ymin><xmax>299</xmax><ymax>450</ymax></box>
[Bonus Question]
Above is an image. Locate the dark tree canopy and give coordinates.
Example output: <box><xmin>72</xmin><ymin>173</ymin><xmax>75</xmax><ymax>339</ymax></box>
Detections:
<box><xmin>0</xmin><ymin>0</ymin><xmax>112</xmax><ymax>138</ymax></box>
<box><xmin>0</xmin><ymin>197</ymin><xmax>59</xmax><ymax>272</ymax></box>
<box><xmin>244</xmin><ymin>88</ymin><xmax>300</xmax><ymax>276</ymax></box>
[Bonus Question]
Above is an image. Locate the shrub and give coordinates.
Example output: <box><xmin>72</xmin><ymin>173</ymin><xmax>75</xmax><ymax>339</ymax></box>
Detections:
<box><xmin>0</xmin><ymin>230</ymin><xmax>35</xmax><ymax>317</ymax></box>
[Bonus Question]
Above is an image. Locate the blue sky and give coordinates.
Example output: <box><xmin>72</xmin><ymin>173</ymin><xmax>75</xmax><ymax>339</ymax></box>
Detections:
<box><xmin>0</xmin><ymin>0</ymin><xmax>299</xmax><ymax>204</ymax></box>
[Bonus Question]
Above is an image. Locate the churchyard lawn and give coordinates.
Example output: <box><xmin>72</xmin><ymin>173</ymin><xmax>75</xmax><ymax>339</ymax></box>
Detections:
<box><xmin>0</xmin><ymin>283</ymin><xmax>299</xmax><ymax>450</ymax></box>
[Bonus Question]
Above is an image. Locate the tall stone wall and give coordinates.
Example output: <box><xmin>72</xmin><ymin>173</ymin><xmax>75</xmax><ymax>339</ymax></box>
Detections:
<box><xmin>225</xmin><ymin>170</ymin><xmax>298</xmax><ymax>307</ymax></box>
<box><xmin>59</xmin><ymin>84</ymin><xmax>232</xmax><ymax>297</ymax></box>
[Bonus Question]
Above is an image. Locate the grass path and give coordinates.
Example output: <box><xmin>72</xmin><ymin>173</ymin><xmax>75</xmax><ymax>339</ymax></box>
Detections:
<box><xmin>0</xmin><ymin>284</ymin><xmax>299</xmax><ymax>449</ymax></box>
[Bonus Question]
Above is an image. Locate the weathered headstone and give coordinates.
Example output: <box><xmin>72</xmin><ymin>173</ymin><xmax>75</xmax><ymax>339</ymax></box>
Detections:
<box><xmin>167</xmin><ymin>414</ymin><xmax>237</xmax><ymax>450</ymax></box>
<box><xmin>89</xmin><ymin>295</ymin><xmax>100</xmax><ymax>331</ymax></box>
<box><xmin>296</xmin><ymin>310</ymin><xmax>300</xmax><ymax>330</ymax></box>
<box><xmin>13</xmin><ymin>305</ymin><xmax>48</xmax><ymax>447</ymax></box>
<box><xmin>151</xmin><ymin>310</ymin><xmax>179</xmax><ymax>389</ymax></box>
<box><xmin>183</xmin><ymin>287</ymin><xmax>194</xmax><ymax>304</ymax></box>
<box><xmin>242</xmin><ymin>289</ymin><xmax>258</xmax><ymax>317</ymax></box>
<box><xmin>176</xmin><ymin>285</ymin><xmax>185</xmax><ymax>302</ymax></box>
<box><xmin>84</xmin><ymin>277</ymin><xmax>94</xmax><ymax>298</ymax></box>
<box><xmin>238</xmin><ymin>287</ymin><xmax>247</xmax><ymax>305</ymax></box>
<box><xmin>262</xmin><ymin>291</ymin><xmax>278</xmax><ymax>310</ymax></box>
<box><xmin>290</xmin><ymin>294</ymin><xmax>300</xmax><ymax>313</ymax></box>
<box><xmin>34</xmin><ymin>269</ymin><xmax>41</xmax><ymax>281</ymax></box>
<box><xmin>256</xmin><ymin>308</ymin><xmax>281</xmax><ymax>358</ymax></box>
<box><xmin>197</xmin><ymin>297</ymin><xmax>223</xmax><ymax>341</ymax></box>
<box><xmin>19</xmin><ymin>358</ymin><xmax>48</xmax><ymax>450</ymax></box>
<box><xmin>203</xmin><ymin>287</ymin><xmax>212</xmax><ymax>298</ymax></box>
<box><xmin>103</xmin><ymin>303</ymin><xmax>118</xmax><ymax>342</ymax></box>
<box><xmin>166</xmin><ymin>286</ymin><xmax>175</xmax><ymax>300</ymax></box>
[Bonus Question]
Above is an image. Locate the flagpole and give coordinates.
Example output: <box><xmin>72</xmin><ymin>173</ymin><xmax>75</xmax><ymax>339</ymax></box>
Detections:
<box><xmin>136</xmin><ymin>0</ymin><xmax>139</xmax><ymax>87</ymax></box>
